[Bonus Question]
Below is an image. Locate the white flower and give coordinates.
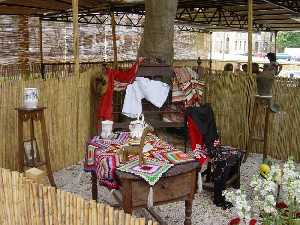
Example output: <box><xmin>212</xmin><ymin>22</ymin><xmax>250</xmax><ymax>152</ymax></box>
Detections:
<box><xmin>224</xmin><ymin>189</ymin><xmax>251</xmax><ymax>221</ymax></box>
<box><xmin>250</xmin><ymin>175</ymin><xmax>262</xmax><ymax>192</ymax></box>
<box><xmin>263</xmin><ymin>194</ymin><xmax>276</xmax><ymax>214</ymax></box>
<box><xmin>227</xmin><ymin>159</ymin><xmax>299</xmax><ymax>225</ymax></box>
<box><xmin>269</xmin><ymin>164</ymin><xmax>282</xmax><ymax>184</ymax></box>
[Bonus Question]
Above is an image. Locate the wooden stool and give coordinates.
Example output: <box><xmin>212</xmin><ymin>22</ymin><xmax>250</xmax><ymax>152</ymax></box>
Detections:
<box><xmin>246</xmin><ymin>95</ymin><xmax>273</xmax><ymax>161</ymax></box>
<box><xmin>16</xmin><ymin>107</ymin><xmax>56</xmax><ymax>187</ymax></box>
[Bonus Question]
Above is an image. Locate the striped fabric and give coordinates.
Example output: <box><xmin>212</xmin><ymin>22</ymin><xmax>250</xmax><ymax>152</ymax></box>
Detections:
<box><xmin>172</xmin><ymin>67</ymin><xmax>206</xmax><ymax>107</ymax></box>
<box><xmin>84</xmin><ymin>132</ymin><xmax>130</xmax><ymax>171</ymax></box>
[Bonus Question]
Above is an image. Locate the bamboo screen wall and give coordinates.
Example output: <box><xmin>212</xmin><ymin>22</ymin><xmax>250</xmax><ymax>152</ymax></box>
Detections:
<box><xmin>0</xmin><ymin>15</ymin><xmax>208</xmax><ymax>66</ymax></box>
<box><xmin>0</xmin><ymin>67</ymin><xmax>299</xmax><ymax>172</ymax></box>
<box><xmin>0</xmin><ymin>67</ymin><xmax>100</xmax><ymax>171</ymax></box>
<box><xmin>206</xmin><ymin>72</ymin><xmax>300</xmax><ymax>161</ymax></box>
<box><xmin>0</xmin><ymin>168</ymin><xmax>154</xmax><ymax>225</ymax></box>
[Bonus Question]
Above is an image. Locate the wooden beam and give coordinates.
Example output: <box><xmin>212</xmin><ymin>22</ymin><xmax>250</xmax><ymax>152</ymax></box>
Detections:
<box><xmin>0</xmin><ymin>5</ymin><xmax>46</xmax><ymax>14</ymax></box>
<box><xmin>111</xmin><ymin>11</ymin><xmax>118</xmax><ymax>69</ymax></box>
<box><xmin>248</xmin><ymin>0</ymin><xmax>253</xmax><ymax>76</ymax></box>
<box><xmin>0</xmin><ymin>1</ymin><xmax>70</xmax><ymax>11</ymax></box>
<box><xmin>72</xmin><ymin>0</ymin><xmax>80</xmax><ymax>76</ymax></box>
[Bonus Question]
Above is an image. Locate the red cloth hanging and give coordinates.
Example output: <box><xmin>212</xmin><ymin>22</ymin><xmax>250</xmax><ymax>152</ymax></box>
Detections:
<box><xmin>187</xmin><ymin>116</ymin><xmax>204</xmax><ymax>150</ymax></box>
<box><xmin>96</xmin><ymin>62</ymin><xmax>139</xmax><ymax>121</ymax></box>
<box><xmin>187</xmin><ymin>116</ymin><xmax>208</xmax><ymax>165</ymax></box>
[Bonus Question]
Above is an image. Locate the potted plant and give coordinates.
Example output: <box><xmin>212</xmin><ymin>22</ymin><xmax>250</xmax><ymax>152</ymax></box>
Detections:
<box><xmin>224</xmin><ymin>159</ymin><xmax>300</xmax><ymax>225</ymax></box>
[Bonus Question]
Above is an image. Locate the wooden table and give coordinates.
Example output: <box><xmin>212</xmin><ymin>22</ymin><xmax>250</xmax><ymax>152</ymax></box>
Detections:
<box><xmin>16</xmin><ymin>107</ymin><xmax>56</xmax><ymax>187</ymax></box>
<box><xmin>92</xmin><ymin>161</ymin><xmax>199</xmax><ymax>225</ymax></box>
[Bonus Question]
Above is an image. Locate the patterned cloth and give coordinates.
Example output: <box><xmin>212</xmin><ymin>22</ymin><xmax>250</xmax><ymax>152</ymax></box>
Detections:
<box><xmin>96</xmin><ymin>153</ymin><xmax>120</xmax><ymax>189</ymax></box>
<box><xmin>151</xmin><ymin>150</ymin><xmax>194</xmax><ymax>164</ymax></box>
<box><xmin>187</xmin><ymin>139</ymin><xmax>221</xmax><ymax>166</ymax></box>
<box><xmin>117</xmin><ymin>159</ymin><xmax>173</xmax><ymax>186</ymax></box>
<box><xmin>84</xmin><ymin>132</ymin><xmax>129</xmax><ymax>171</ymax></box>
<box><xmin>84</xmin><ymin>132</ymin><xmax>195</xmax><ymax>189</ymax></box>
<box><xmin>172</xmin><ymin>67</ymin><xmax>206</xmax><ymax>109</ymax></box>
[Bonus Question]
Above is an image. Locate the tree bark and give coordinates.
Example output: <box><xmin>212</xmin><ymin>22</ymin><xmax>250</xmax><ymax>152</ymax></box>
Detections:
<box><xmin>138</xmin><ymin>0</ymin><xmax>178</xmax><ymax>65</ymax></box>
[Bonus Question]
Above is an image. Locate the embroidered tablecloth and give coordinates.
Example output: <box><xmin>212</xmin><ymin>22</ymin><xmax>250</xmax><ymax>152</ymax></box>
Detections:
<box><xmin>117</xmin><ymin>159</ymin><xmax>173</xmax><ymax>186</ymax></box>
<box><xmin>84</xmin><ymin>132</ymin><xmax>195</xmax><ymax>189</ymax></box>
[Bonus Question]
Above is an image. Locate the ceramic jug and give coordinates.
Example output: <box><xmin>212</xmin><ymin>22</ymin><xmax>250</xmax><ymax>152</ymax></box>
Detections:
<box><xmin>101</xmin><ymin>120</ymin><xmax>113</xmax><ymax>139</ymax></box>
<box><xmin>129</xmin><ymin>114</ymin><xmax>145</xmax><ymax>139</ymax></box>
<box><xmin>24</xmin><ymin>88</ymin><xmax>39</xmax><ymax>108</ymax></box>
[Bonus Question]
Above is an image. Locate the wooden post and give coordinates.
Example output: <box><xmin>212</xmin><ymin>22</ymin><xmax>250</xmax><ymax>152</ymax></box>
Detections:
<box><xmin>274</xmin><ymin>31</ymin><xmax>278</xmax><ymax>55</ymax></box>
<box><xmin>209</xmin><ymin>32</ymin><xmax>212</xmax><ymax>76</ymax></box>
<box><xmin>111</xmin><ymin>11</ymin><xmax>118</xmax><ymax>70</ymax></box>
<box><xmin>247</xmin><ymin>0</ymin><xmax>253</xmax><ymax>76</ymax></box>
<box><xmin>17</xmin><ymin>15</ymin><xmax>30</xmax><ymax>78</ymax></box>
<box><xmin>72</xmin><ymin>0</ymin><xmax>80</xmax><ymax>76</ymax></box>
<box><xmin>269</xmin><ymin>32</ymin><xmax>273</xmax><ymax>52</ymax></box>
<box><xmin>39</xmin><ymin>17</ymin><xmax>45</xmax><ymax>79</ymax></box>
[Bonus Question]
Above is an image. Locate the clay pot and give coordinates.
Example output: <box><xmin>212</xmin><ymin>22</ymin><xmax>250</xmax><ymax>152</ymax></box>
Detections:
<box><xmin>256</xmin><ymin>73</ymin><xmax>274</xmax><ymax>96</ymax></box>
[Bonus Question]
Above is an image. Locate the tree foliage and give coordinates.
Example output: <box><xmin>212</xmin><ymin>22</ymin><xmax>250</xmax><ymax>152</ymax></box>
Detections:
<box><xmin>277</xmin><ymin>32</ymin><xmax>300</xmax><ymax>49</ymax></box>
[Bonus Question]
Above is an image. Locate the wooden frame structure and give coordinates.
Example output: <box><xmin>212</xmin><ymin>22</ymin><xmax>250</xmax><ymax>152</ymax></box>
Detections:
<box><xmin>1</xmin><ymin>0</ymin><xmax>300</xmax><ymax>78</ymax></box>
<box><xmin>0</xmin><ymin>1</ymin><xmax>300</xmax><ymax>32</ymax></box>
<box><xmin>0</xmin><ymin>1</ymin><xmax>299</xmax><ymax>73</ymax></box>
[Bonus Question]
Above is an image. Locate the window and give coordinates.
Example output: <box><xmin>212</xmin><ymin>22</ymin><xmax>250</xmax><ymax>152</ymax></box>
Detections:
<box><xmin>255</xmin><ymin>41</ymin><xmax>259</xmax><ymax>52</ymax></box>
<box><xmin>264</xmin><ymin>42</ymin><xmax>269</xmax><ymax>51</ymax></box>
<box><xmin>226</xmin><ymin>37</ymin><xmax>230</xmax><ymax>53</ymax></box>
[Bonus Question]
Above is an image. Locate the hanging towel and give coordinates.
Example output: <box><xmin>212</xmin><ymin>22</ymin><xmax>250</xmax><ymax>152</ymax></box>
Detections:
<box><xmin>122</xmin><ymin>77</ymin><xmax>170</xmax><ymax>118</ymax></box>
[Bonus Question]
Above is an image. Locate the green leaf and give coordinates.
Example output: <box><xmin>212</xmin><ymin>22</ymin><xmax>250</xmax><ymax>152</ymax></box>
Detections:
<box><xmin>277</xmin><ymin>32</ymin><xmax>300</xmax><ymax>49</ymax></box>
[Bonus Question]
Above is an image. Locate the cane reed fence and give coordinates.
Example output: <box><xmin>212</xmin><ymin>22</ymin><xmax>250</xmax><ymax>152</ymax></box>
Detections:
<box><xmin>0</xmin><ymin>63</ymin><xmax>299</xmax><ymax>174</ymax></box>
<box><xmin>205</xmin><ymin>72</ymin><xmax>300</xmax><ymax>161</ymax></box>
<box><xmin>0</xmin><ymin>66</ymin><xmax>101</xmax><ymax>171</ymax></box>
<box><xmin>0</xmin><ymin>168</ymin><xmax>154</xmax><ymax>225</ymax></box>
<box><xmin>1</xmin><ymin>60</ymin><xmax>299</xmax><ymax>80</ymax></box>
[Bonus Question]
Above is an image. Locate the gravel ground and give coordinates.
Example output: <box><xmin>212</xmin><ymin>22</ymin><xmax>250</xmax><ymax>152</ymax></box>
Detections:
<box><xmin>53</xmin><ymin>153</ymin><xmax>273</xmax><ymax>225</ymax></box>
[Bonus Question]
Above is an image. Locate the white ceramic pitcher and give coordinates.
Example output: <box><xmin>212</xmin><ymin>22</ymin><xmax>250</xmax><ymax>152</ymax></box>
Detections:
<box><xmin>129</xmin><ymin>114</ymin><xmax>145</xmax><ymax>139</ymax></box>
<box><xmin>101</xmin><ymin>120</ymin><xmax>113</xmax><ymax>139</ymax></box>
<box><xmin>24</xmin><ymin>88</ymin><xmax>39</xmax><ymax>108</ymax></box>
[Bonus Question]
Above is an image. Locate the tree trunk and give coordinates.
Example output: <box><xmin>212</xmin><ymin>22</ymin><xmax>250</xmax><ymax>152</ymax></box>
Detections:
<box><xmin>138</xmin><ymin>0</ymin><xmax>178</xmax><ymax>65</ymax></box>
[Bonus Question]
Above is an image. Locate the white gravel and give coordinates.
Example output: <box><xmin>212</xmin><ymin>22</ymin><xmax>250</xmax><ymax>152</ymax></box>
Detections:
<box><xmin>53</xmin><ymin>153</ymin><xmax>273</xmax><ymax>225</ymax></box>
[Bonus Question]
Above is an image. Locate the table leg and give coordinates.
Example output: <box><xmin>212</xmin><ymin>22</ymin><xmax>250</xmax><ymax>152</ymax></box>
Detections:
<box><xmin>29</xmin><ymin>118</ymin><xmax>36</xmax><ymax>167</ymax></box>
<box><xmin>91</xmin><ymin>171</ymin><xmax>98</xmax><ymax>201</ymax></box>
<box><xmin>40</xmin><ymin>111</ymin><xmax>56</xmax><ymax>187</ymax></box>
<box><xmin>18</xmin><ymin>113</ymin><xmax>24</xmax><ymax>172</ymax></box>
<box><xmin>184</xmin><ymin>198</ymin><xmax>193</xmax><ymax>225</ymax></box>
<box><xmin>122</xmin><ymin>179</ymin><xmax>132</xmax><ymax>214</ymax></box>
